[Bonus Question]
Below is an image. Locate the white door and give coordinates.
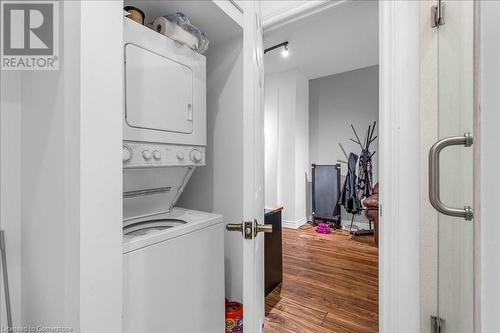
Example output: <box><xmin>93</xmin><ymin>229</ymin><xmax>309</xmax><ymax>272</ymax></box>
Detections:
<box><xmin>243</xmin><ymin>1</ymin><xmax>266</xmax><ymax>331</ymax></box>
<box><xmin>427</xmin><ymin>1</ymin><xmax>475</xmax><ymax>331</ymax></box>
<box><xmin>226</xmin><ymin>1</ymin><xmax>267</xmax><ymax>332</ymax></box>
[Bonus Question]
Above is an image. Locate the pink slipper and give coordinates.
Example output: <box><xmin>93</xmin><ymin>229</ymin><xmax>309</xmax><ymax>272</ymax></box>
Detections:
<box><xmin>315</xmin><ymin>223</ymin><xmax>331</xmax><ymax>234</ymax></box>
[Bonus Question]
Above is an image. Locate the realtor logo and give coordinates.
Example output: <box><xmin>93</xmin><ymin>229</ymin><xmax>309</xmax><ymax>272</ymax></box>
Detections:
<box><xmin>1</xmin><ymin>1</ymin><xmax>59</xmax><ymax>70</ymax></box>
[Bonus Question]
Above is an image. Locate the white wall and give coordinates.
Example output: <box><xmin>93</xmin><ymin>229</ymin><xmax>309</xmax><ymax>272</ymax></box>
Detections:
<box><xmin>0</xmin><ymin>2</ymin><xmax>123</xmax><ymax>330</ymax></box>
<box><xmin>264</xmin><ymin>70</ymin><xmax>309</xmax><ymax>228</ymax></box>
<box><xmin>264</xmin><ymin>75</ymin><xmax>279</xmax><ymax>205</ymax></box>
<box><xmin>294</xmin><ymin>75</ymin><xmax>309</xmax><ymax>223</ymax></box>
<box><xmin>0</xmin><ymin>72</ymin><xmax>22</xmax><ymax>327</ymax></box>
<box><xmin>18</xmin><ymin>2</ymin><xmax>81</xmax><ymax>327</ymax></box>
<box><xmin>309</xmin><ymin>65</ymin><xmax>379</xmax><ymax>225</ymax></box>
<box><xmin>178</xmin><ymin>35</ymin><xmax>244</xmax><ymax>301</ymax></box>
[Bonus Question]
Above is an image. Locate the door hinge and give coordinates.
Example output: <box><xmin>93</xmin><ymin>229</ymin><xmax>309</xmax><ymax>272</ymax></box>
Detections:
<box><xmin>431</xmin><ymin>0</ymin><xmax>445</xmax><ymax>28</ymax></box>
<box><xmin>431</xmin><ymin>315</ymin><xmax>445</xmax><ymax>333</ymax></box>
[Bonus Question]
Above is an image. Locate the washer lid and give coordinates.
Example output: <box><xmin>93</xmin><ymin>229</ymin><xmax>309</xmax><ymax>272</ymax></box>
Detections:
<box><xmin>123</xmin><ymin>166</ymin><xmax>195</xmax><ymax>221</ymax></box>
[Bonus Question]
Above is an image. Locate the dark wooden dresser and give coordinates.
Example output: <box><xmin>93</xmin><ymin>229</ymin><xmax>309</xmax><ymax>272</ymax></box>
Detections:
<box><xmin>264</xmin><ymin>205</ymin><xmax>283</xmax><ymax>296</ymax></box>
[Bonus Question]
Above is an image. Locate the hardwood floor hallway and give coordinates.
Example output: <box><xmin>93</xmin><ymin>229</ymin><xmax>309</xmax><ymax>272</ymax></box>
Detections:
<box><xmin>263</xmin><ymin>225</ymin><xmax>378</xmax><ymax>333</ymax></box>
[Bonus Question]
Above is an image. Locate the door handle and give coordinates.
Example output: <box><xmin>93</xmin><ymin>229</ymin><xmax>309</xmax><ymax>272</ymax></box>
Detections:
<box><xmin>226</xmin><ymin>220</ymin><xmax>272</xmax><ymax>239</ymax></box>
<box><xmin>429</xmin><ymin>133</ymin><xmax>473</xmax><ymax>220</ymax></box>
<box><xmin>254</xmin><ymin>220</ymin><xmax>272</xmax><ymax>237</ymax></box>
<box><xmin>226</xmin><ymin>223</ymin><xmax>243</xmax><ymax>232</ymax></box>
<box><xmin>226</xmin><ymin>222</ymin><xmax>253</xmax><ymax>239</ymax></box>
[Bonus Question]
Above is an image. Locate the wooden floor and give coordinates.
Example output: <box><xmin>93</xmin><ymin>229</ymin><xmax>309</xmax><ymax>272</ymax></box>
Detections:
<box><xmin>264</xmin><ymin>225</ymin><xmax>378</xmax><ymax>333</ymax></box>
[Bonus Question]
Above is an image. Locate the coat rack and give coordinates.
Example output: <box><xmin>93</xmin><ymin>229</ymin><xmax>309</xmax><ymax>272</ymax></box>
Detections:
<box><xmin>337</xmin><ymin>121</ymin><xmax>377</xmax><ymax>235</ymax></box>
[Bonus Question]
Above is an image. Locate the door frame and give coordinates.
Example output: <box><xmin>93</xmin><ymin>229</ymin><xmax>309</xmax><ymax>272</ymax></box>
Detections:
<box><xmin>379</xmin><ymin>1</ymin><xmax>422</xmax><ymax>332</ymax></box>
<box><xmin>258</xmin><ymin>1</ymin><xmax>429</xmax><ymax>331</ymax></box>
<box><xmin>477</xmin><ymin>1</ymin><xmax>500</xmax><ymax>332</ymax></box>
<box><xmin>256</xmin><ymin>1</ymin><xmax>500</xmax><ymax>332</ymax></box>
<box><xmin>258</xmin><ymin>1</ymin><xmax>425</xmax><ymax>331</ymax></box>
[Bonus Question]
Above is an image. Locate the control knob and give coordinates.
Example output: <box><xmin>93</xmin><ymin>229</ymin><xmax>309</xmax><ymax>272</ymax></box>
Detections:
<box><xmin>190</xmin><ymin>149</ymin><xmax>202</xmax><ymax>163</ymax></box>
<box><xmin>153</xmin><ymin>150</ymin><xmax>161</xmax><ymax>160</ymax></box>
<box><xmin>176</xmin><ymin>151</ymin><xmax>185</xmax><ymax>161</ymax></box>
<box><xmin>142</xmin><ymin>150</ymin><xmax>152</xmax><ymax>160</ymax></box>
<box><xmin>123</xmin><ymin>145</ymin><xmax>132</xmax><ymax>162</ymax></box>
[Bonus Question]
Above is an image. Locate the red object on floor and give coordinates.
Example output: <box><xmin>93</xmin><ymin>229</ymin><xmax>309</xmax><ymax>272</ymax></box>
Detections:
<box><xmin>225</xmin><ymin>301</ymin><xmax>243</xmax><ymax>332</ymax></box>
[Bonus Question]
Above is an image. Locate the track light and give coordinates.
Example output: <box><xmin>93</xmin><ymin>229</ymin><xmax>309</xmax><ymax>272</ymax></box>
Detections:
<box><xmin>264</xmin><ymin>41</ymin><xmax>290</xmax><ymax>58</ymax></box>
<box><xmin>281</xmin><ymin>45</ymin><xmax>289</xmax><ymax>58</ymax></box>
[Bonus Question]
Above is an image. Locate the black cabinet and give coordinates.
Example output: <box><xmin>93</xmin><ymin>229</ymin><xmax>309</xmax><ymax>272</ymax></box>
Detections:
<box><xmin>264</xmin><ymin>206</ymin><xmax>283</xmax><ymax>296</ymax></box>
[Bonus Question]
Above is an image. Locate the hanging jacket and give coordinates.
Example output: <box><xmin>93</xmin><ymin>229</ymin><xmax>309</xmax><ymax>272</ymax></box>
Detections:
<box><xmin>357</xmin><ymin>148</ymin><xmax>374</xmax><ymax>200</ymax></box>
<box><xmin>340</xmin><ymin>152</ymin><xmax>362</xmax><ymax>214</ymax></box>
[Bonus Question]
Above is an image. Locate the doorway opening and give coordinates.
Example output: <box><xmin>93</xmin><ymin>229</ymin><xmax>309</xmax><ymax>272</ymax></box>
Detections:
<box><xmin>262</xmin><ymin>1</ymin><xmax>379</xmax><ymax>332</ymax></box>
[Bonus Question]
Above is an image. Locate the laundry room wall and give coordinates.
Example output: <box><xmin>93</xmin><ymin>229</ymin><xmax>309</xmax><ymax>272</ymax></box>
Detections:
<box><xmin>0</xmin><ymin>71</ymin><xmax>22</xmax><ymax>327</ymax></box>
<box><xmin>18</xmin><ymin>1</ymin><xmax>81</xmax><ymax>326</ymax></box>
<box><xmin>3</xmin><ymin>1</ymin><xmax>124</xmax><ymax>330</ymax></box>
<box><xmin>178</xmin><ymin>35</ymin><xmax>244</xmax><ymax>301</ymax></box>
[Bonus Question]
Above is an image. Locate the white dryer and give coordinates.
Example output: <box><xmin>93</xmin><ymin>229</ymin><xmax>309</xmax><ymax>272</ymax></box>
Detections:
<box><xmin>123</xmin><ymin>18</ymin><xmax>206</xmax><ymax>147</ymax></box>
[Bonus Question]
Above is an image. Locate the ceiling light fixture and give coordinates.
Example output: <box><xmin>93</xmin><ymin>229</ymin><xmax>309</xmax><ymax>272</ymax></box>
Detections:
<box><xmin>264</xmin><ymin>41</ymin><xmax>290</xmax><ymax>58</ymax></box>
<box><xmin>281</xmin><ymin>45</ymin><xmax>289</xmax><ymax>58</ymax></box>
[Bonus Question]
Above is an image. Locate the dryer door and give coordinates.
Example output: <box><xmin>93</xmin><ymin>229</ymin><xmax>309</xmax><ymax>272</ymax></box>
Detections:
<box><xmin>125</xmin><ymin>43</ymin><xmax>194</xmax><ymax>134</ymax></box>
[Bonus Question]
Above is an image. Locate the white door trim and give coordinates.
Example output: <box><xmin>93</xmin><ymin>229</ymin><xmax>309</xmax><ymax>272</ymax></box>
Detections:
<box><xmin>478</xmin><ymin>1</ymin><xmax>500</xmax><ymax>331</ymax></box>
<box><xmin>379</xmin><ymin>1</ymin><xmax>421</xmax><ymax>332</ymax></box>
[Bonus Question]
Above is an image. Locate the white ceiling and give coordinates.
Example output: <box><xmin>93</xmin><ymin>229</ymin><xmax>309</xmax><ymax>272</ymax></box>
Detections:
<box><xmin>263</xmin><ymin>0</ymin><xmax>379</xmax><ymax>80</ymax></box>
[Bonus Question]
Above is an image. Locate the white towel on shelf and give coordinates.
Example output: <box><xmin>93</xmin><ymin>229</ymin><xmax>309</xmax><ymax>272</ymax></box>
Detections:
<box><xmin>152</xmin><ymin>16</ymin><xmax>199</xmax><ymax>51</ymax></box>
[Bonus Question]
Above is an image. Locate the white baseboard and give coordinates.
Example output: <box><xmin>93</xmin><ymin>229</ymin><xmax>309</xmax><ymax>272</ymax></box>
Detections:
<box><xmin>282</xmin><ymin>216</ymin><xmax>307</xmax><ymax>229</ymax></box>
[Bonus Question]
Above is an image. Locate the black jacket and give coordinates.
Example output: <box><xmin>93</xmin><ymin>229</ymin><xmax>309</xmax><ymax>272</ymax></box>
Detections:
<box><xmin>341</xmin><ymin>152</ymin><xmax>362</xmax><ymax>214</ymax></box>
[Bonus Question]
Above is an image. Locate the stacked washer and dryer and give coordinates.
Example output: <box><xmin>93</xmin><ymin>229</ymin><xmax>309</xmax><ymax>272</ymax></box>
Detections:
<box><xmin>122</xmin><ymin>18</ymin><xmax>224</xmax><ymax>332</ymax></box>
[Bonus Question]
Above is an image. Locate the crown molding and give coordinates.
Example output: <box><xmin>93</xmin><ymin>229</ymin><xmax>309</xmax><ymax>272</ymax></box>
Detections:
<box><xmin>263</xmin><ymin>0</ymin><xmax>347</xmax><ymax>33</ymax></box>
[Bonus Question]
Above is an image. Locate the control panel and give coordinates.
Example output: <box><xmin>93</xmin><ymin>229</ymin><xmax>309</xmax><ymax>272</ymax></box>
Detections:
<box><xmin>123</xmin><ymin>141</ymin><xmax>205</xmax><ymax>168</ymax></box>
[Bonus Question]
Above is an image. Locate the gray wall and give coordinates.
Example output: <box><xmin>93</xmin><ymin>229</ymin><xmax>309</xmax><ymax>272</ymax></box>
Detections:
<box><xmin>309</xmin><ymin>65</ymin><xmax>379</xmax><ymax>178</ymax></box>
<box><xmin>309</xmin><ymin>65</ymin><xmax>379</xmax><ymax>224</ymax></box>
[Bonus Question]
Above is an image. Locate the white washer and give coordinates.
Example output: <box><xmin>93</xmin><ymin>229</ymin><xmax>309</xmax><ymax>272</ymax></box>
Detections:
<box><xmin>123</xmin><ymin>208</ymin><xmax>224</xmax><ymax>333</ymax></box>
